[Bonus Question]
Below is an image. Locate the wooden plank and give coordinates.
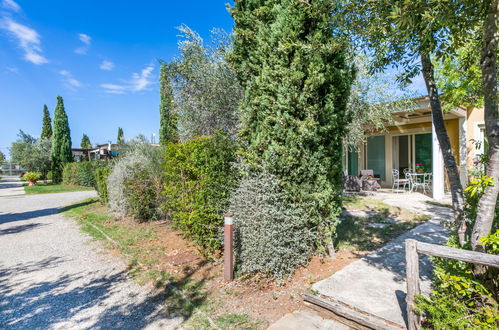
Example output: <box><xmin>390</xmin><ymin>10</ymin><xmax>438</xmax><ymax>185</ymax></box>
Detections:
<box><xmin>416</xmin><ymin>241</ymin><xmax>499</xmax><ymax>268</ymax></box>
<box><xmin>303</xmin><ymin>293</ymin><xmax>405</xmax><ymax>330</ymax></box>
<box><xmin>405</xmin><ymin>239</ymin><xmax>421</xmax><ymax>330</ymax></box>
<box><xmin>305</xmin><ymin>302</ymin><xmax>372</xmax><ymax>330</ymax></box>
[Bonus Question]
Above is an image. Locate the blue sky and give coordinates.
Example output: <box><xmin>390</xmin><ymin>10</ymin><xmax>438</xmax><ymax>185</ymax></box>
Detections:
<box><xmin>0</xmin><ymin>0</ymin><xmax>426</xmax><ymax>157</ymax></box>
<box><xmin>0</xmin><ymin>0</ymin><xmax>234</xmax><ymax>155</ymax></box>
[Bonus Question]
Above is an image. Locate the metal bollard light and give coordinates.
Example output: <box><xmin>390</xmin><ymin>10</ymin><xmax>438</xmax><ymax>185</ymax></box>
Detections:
<box><xmin>224</xmin><ymin>214</ymin><xmax>234</xmax><ymax>281</ymax></box>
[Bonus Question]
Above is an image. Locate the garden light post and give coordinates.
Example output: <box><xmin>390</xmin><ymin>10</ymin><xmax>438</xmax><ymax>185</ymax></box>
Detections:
<box><xmin>224</xmin><ymin>214</ymin><xmax>234</xmax><ymax>281</ymax></box>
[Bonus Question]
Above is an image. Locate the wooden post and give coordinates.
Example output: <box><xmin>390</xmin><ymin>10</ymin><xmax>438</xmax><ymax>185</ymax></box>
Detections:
<box><xmin>224</xmin><ymin>214</ymin><xmax>234</xmax><ymax>281</ymax></box>
<box><xmin>406</xmin><ymin>239</ymin><xmax>420</xmax><ymax>330</ymax></box>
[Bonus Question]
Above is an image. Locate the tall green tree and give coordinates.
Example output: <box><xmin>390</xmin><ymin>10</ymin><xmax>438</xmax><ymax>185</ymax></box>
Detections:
<box><xmin>117</xmin><ymin>127</ymin><xmax>124</xmax><ymax>145</ymax></box>
<box><xmin>51</xmin><ymin>96</ymin><xmax>72</xmax><ymax>183</ymax></box>
<box><xmin>159</xmin><ymin>62</ymin><xmax>178</xmax><ymax>144</ymax></box>
<box><xmin>0</xmin><ymin>150</ymin><xmax>5</xmax><ymax>164</ymax></box>
<box><xmin>41</xmin><ymin>105</ymin><xmax>52</xmax><ymax>139</ymax></box>
<box><xmin>230</xmin><ymin>0</ymin><xmax>355</xmax><ymax>254</ymax></box>
<box><xmin>10</xmin><ymin>130</ymin><xmax>51</xmax><ymax>178</ymax></box>
<box><xmin>80</xmin><ymin>134</ymin><xmax>92</xmax><ymax>149</ymax></box>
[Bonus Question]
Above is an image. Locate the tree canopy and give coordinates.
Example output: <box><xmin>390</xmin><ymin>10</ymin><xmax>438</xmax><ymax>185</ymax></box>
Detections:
<box><xmin>41</xmin><ymin>105</ymin><xmax>52</xmax><ymax>139</ymax></box>
<box><xmin>51</xmin><ymin>96</ymin><xmax>72</xmax><ymax>183</ymax></box>
<box><xmin>80</xmin><ymin>134</ymin><xmax>92</xmax><ymax>149</ymax></box>
<box><xmin>117</xmin><ymin>127</ymin><xmax>124</xmax><ymax>145</ymax></box>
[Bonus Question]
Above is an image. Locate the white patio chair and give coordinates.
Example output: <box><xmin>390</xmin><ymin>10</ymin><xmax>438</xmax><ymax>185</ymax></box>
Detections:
<box><xmin>392</xmin><ymin>169</ymin><xmax>409</xmax><ymax>193</ymax></box>
<box><xmin>409</xmin><ymin>173</ymin><xmax>425</xmax><ymax>193</ymax></box>
<box><xmin>423</xmin><ymin>173</ymin><xmax>432</xmax><ymax>192</ymax></box>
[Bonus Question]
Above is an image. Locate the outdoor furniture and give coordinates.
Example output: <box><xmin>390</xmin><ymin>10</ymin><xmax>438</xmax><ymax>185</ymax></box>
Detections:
<box><xmin>344</xmin><ymin>175</ymin><xmax>362</xmax><ymax>192</ymax></box>
<box><xmin>392</xmin><ymin>169</ymin><xmax>410</xmax><ymax>192</ymax></box>
<box><xmin>423</xmin><ymin>173</ymin><xmax>432</xmax><ymax>192</ymax></box>
<box><xmin>409</xmin><ymin>172</ymin><xmax>432</xmax><ymax>193</ymax></box>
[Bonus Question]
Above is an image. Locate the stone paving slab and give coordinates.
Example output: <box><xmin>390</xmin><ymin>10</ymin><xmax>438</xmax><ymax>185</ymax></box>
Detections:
<box><xmin>312</xmin><ymin>192</ymin><xmax>451</xmax><ymax>327</ymax></box>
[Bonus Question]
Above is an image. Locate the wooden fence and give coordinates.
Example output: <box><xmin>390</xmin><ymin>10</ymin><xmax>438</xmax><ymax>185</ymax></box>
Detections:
<box><xmin>405</xmin><ymin>239</ymin><xmax>499</xmax><ymax>330</ymax></box>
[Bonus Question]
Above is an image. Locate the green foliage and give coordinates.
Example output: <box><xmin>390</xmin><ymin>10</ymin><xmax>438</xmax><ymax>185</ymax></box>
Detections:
<box><xmin>123</xmin><ymin>167</ymin><xmax>162</xmax><ymax>221</ymax></box>
<box><xmin>162</xmin><ymin>25</ymin><xmax>242</xmax><ymax>140</ymax></box>
<box><xmin>159</xmin><ymin>62</ymin><xmax>178</xmax><ymax>144</ymax></box>
<box><xmin>23</xmin><ymin>172</ymin><xmax>41</xmax><ymax>182</ymax></box>
<box><xmin>117</xmin><ymin>127</ymin><xmax>124</xmax><ymax>145</ymax></box>
<box><xmin>416</xmin><ymin>235</ymin><xmax>499</xmax><ymax>329</ymax></box>
<box><xmin>228</xmin><ymin>168</ymin><xmax>313</xmax><ymax>280</ymax></box>
<box><xmin>230</xmin><ymin>0</ymin><xmax>354</xmax><ymax>253</ymax></box>
<box><xmin>80</xmin><ymin>134</ymin><xmax>92</xmax><ymax>149</ymax></box>
<box><xmin>94</xmin><ymin>166</ymin><xmax>111</xmax><ymax>204</ymax></box>
<box><xmin>41</xmin><ymin>105</ymin><xmax>52</xmax><ymax>139</ymax></box>
<box><xmin>51</xmin><ymin>96</ymin><xmax>72</xmax><ymax>183</ymax></box>
<box><xmin>480</xmin><ymin>230</ymin><xmax>499</xmax><ymax>254</ymax></box>
<box><xmin>107</xmin><ymin>139</ymin><xmax>164</xmax><ymax>220</ymax></box>
<box><xmin>10</xmin><ymin>130</ymin><xmax>51</xmax><ymax>176</ymax></box>
<box><xmin>0</xmin><ymin>151</ymin><xmax>5</xmax><ymax>164</ymax></box>
<box><xmin>62</xmin><ymin>162</ymin><xmax>102</xmax><ymax>187</ymax></box>
<box><xmin>162</xmin><ymin>132</ymin><xmax>237</xmax><ymax>252</ymax></box>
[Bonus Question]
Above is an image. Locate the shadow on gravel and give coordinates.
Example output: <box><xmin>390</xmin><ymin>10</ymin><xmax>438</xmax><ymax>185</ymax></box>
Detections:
<box><xmin>0</xmin><ymin>223</ymin><xmax>46</xmax><ymax>235</ymax></box>
<box><xmin>0</xmin><ymin>200</ymin><xmax>94</xmax><ymax>225</ymax></box>
<box><xmin>0</xmin><ymin>258</ymin><xmax>180</xmax><ymax>329</ymax></box>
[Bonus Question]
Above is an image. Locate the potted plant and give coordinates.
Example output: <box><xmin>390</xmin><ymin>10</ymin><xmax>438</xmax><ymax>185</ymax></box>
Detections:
<box><xmin>23</xmin><ymin>172</ymin><xmax>41</xmax><ymax>186</ymax></box>
<box><xmin>415</xmin><ymin>163</ymin><xmax>425</xmax><ymax>173</ymax></box>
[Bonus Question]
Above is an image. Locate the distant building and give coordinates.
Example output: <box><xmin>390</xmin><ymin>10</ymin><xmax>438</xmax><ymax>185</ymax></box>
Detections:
<box><xmin>72</xmin><ymin>143</ymin><xmax>119</xmax><ymax>162</ymax></box>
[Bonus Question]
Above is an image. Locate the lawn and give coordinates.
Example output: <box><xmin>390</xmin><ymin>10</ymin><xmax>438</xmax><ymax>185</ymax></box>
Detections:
<box><xmin>336</xmin><ymin>195</ymin><xmax>430</xmax><ymax>256</ymax></box>
<box><xmin>24</xmin><ymin>182</ymin><xmax>95</xmax><ymax>194</ymax></box>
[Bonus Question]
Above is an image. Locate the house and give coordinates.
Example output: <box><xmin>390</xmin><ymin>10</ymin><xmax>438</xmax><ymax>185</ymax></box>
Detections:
<box><xmin>343</xmin><ymin>97</ymin><xmax>485</xmax><ymax>200</ymax></box>
<box><xmin>72</xmin><ymin>143</ymin><xmax>120</xmax><ymax>162</ymax></box>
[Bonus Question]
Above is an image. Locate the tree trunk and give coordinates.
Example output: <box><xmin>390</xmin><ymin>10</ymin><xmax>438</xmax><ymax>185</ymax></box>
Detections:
<box><xmin>420</xmin><ymin>51</ymin><xmax>467</xmax><ymax>245</ymax></box>
<box><xmin>471</xmin><ymin>0</ymin><xmax>499</xmax><ymax>252</ymax></box>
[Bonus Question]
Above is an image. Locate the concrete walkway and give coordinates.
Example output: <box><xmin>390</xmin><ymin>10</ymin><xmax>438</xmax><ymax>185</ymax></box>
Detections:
<box><xmin>0</xmin><ymin>176</ymin><xmax>25</xmax><ymax>197</ymax></box>
<box><xmin>311</xmin><ymin>192</ymin><xmax>450</xmax><ymax>328</ymax></box>
<box><xmin>0</xmin><ymin>191</ymin><xmax>183</xmax><ymax>329</ymax></box>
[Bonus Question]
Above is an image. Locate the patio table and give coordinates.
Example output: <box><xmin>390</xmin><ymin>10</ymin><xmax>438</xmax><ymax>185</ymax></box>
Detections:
<box><xmin>409</xmin><ymin>172</ymin><xmax>432</xmax><ymax>192</ymax></box>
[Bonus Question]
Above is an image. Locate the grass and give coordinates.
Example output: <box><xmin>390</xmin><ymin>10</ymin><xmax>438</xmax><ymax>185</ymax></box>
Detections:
<box><xmin>63</xmin><ymin>198</ymin><xmax>260</xmax><ymax>329</ymax></box>
<box><xmin>337</xmin><ymin>195</ymin><xmax>430</xmax><ymax>254</ymax></box>
<box><xmin>24</xmin><ymin>182</ymin><xmax>95</xmax><ymax>194</ymax></box>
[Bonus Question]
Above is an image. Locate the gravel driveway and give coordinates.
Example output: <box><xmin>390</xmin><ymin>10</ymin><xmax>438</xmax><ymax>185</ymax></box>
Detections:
<box><xmin>0</xmin><ymin>191</ymin><xmax>183</xmax><ymax>329</ymax></box>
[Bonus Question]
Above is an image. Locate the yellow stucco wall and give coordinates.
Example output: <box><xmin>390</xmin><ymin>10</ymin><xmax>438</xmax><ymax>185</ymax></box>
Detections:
<box><xmin>466</xmin><ymin>107</ymin><xmax>485</xmax><ymax>170</ymax></box>
<box><xmin>445</xmin><ymin>119</ymin><xmax>460</xmax><ymax>163</ymax></box>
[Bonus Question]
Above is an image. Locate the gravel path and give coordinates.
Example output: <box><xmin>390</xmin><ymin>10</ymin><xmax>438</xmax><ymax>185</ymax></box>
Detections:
<box><xmin>0</xmin><ymin>191</ymin><xmax>183</xmax><ymax>329</ymax></box>
<box><xmin>0</xmin><ymin>176</ymin><xmax>25</xmax><ymax>196</ymax></box>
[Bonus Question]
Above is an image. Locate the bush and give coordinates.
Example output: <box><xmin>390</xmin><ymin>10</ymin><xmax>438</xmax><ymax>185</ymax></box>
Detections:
<box><xmin>162</xmin><ymin>132</ymin><xmax>237</xmax><ymax>252</ymax></box>
<box><xmin>108</xmin><ymin>140</ymin><xmax>163</xmax><ymax>220</ymax></box>
<box><xmin>23</xmin><ymin>172</ymin><xmax>41</xmax><ymax>183</ymax></box>
<box><xmin>62</xmin><ymin>162</ymin><xmax>96</xmax><ymax>187</ymax></box>
<box><xmin>94</xmin><ymin>166</ymin><xmax>111</xmax><ymax>204</ymax></box>
<box><xmin>228</xmin><ymin>169</ymin><xmax>314</xmax><ymax>281</ymax></box>
<box><xmin>416</xmin><ymin>234</ymin><xmax>499</xmax><ymax>329</ymax></box>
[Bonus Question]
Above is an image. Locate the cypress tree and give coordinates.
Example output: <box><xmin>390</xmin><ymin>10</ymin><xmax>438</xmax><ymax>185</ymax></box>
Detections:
<box><xmin>230</xmin><ymin>0</ymin><xmax>355</xmax><ymax>253</ymax></box>
<box><xmin>117</xmin><ymin>127</ymin><xmax>124</xmax><ymax>144</ymax></box>
<box><xmin>51</xmin><ymin>96</ymin><xmax>73</xmax><ymax>183</ymax></box>
<box><xmin>41</xmin><ymin>105</ymin><xmax>52</xmax><ymax>139</ymax></box>
<box><xmin>80</xmin><ymin>134</ymin><xmax>91</xmax><ymax>149</ymax></box>
<box><xmin>159</xmin><ymin>62</ymin><xmax>178</xmax><ymax>144</ymax></box>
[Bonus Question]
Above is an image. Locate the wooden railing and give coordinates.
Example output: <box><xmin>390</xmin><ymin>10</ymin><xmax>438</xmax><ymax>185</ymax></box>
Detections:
<box><xmin>405</xmin><ymin>239</ymin><xmax>499</xmax><ymax>330</ymax></box>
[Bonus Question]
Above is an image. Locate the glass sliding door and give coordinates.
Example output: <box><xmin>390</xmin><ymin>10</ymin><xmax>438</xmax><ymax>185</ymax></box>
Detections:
<box><xmin>415</xmin><ymin>133</ymin><xmax>432</xmax><ymax>173</ymax></box>
<box><xmin>367</xmin><ymin>136</ymin><xmax>385</xmax><ymax>180</ymax></box>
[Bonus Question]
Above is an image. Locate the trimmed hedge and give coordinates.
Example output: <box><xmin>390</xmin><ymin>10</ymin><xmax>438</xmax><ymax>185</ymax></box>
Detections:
<box><xmin>163</xmin><ymin>132</ymin><xmax>237</xmax><ymax>252</ymax></box>
<box><xmin>95</xmin><ymin>166</ymin><xmax>111</xmax><ymax>204</ymax></box>
<box><xmin>62</xmin><ymin>161</ymin><xmax>108</xmax><ymax>187</ymax></box>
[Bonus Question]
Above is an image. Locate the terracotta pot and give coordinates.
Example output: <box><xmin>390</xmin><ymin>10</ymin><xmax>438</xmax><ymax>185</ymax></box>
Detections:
<box><xmin>28</xmin><ymin>180</ymin><xmax>36</xmax><ymax>186</ymax></box>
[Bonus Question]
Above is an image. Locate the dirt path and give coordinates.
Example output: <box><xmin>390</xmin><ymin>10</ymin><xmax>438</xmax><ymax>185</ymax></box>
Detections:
<box><xmin>0</xmin><ymin>176</ymin><xmax>25</xmax><ymax>196</ymax></box>
<box><xmin>0</xmin><ymin>191</ymin><xmax>183</xmax><ymax>329</ymax></box>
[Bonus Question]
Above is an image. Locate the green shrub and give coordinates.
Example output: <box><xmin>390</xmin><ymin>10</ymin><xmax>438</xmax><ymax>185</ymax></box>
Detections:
<box><xmin>123</xmin><ymin>168</ymin><xmax>162</xmax><ymax>221</ymax></box>
<box><xmin>94</xmin><ymin>166</ymin><xmax>111</xmax><ymax>204</ymax></box>
<box><xmin>416</xmin><ymin>235</ymin><xmax>499</xmax><ymax>329</ymax></box>
<box><xmin>23</xmin><ymin>172</ymin><xmax>41</xmax><ymax>183</ymax></box>
<box><xmin>162</xmin><ymin>132</ymin><xmax>237</xmax><ymax>253</ymax></box>
<box><xmin>107</xmin><ymin>139</ymin><xmax>164</xmax><ymax>220</ymax></box>
<box><xmin>228</xmin><ymin>168</ymin><xmax>314</xmax><ymax>281</ymax></box>
<box><xmin>62</xmin><ymin>162</ymin><xmax>96</xmax><ymax>186</ymax></box>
